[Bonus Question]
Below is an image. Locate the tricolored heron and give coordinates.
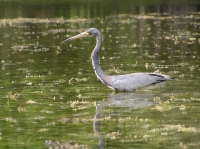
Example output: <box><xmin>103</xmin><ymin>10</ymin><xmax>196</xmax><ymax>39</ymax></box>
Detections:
<box><xmin>61</xmin><ymin>28</ymin><xmax>174</xmax><ymax>91</ymax></box>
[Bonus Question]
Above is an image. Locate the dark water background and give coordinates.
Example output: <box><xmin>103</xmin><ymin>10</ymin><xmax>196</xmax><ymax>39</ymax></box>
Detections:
<box><xmin>0</xmin><ymin>0</ymin><xmax>200</xmax><ymax>148</ymax></box>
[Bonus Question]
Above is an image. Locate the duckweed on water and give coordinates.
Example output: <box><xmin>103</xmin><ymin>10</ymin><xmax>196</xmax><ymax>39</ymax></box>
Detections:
<box><xmin>68</xmin><ymin>77</ymin><xmax>88</xmax><ymax>85</ymax></box>
<box><xmin>5</xmin><ymin>117</ymin><xmax>18</xmax><ymax>123</ymax></box>
<box><xmin>45</xmin><ymin>140</ymin><xmax>88</xmax><ymax>149</ymax></box>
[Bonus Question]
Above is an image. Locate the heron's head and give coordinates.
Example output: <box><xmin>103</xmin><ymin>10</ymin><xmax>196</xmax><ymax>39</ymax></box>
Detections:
<box><xmin>86</xmin><ymin>28</ymin><xmax>100</xmax><ymax>36</ymax></box>
<box><xmin>61</xmin><ymin>28</ymin><xmax>100</xmax><ymax>44</ymax></box>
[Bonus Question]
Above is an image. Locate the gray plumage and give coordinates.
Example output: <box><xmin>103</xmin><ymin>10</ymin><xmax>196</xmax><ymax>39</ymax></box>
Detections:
<box><xmin>62</xmin><ymin>28</ymin><xmax>174</xmax><ymax>91</ymax></box>
<box><xmin>111</xmin><ymin>73</ymin><xmax>172</xmax><ymax>91</ymax></box>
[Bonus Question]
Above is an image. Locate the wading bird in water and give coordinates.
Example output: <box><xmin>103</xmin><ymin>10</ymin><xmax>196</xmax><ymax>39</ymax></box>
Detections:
<box><xmin>61</xmin><ymin>28</ymin><xmax>174</xmax><ymax>91</ymax></box>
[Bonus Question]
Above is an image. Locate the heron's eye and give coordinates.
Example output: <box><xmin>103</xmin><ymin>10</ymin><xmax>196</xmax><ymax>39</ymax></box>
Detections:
<box><xmin>87</xmin><ymin>32</ymin><xmax>94</xmax><ymax>37</ymax></box>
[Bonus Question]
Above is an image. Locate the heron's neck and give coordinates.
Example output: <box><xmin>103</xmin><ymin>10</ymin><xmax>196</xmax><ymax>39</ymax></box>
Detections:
<box><xmin>91</xmin><ymin>34</ymin><xmax>112</xmax><ymax>87</ymax></box>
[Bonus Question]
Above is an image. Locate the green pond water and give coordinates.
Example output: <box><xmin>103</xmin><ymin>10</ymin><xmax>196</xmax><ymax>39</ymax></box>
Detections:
<box><xmin>0</xmin><ymin>1</ymin><xmax>200</xmax><ymax>149</ymax></box>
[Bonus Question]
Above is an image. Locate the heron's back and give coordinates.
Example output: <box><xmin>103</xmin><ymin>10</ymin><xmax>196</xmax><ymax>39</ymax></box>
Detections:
<box><xmin>111</xmin><ymin>73</ymin><xmax>173</xmax><ymax>91</ymax></box>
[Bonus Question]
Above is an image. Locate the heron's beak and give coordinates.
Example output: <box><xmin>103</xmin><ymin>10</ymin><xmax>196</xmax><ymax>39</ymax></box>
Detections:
<box><xmin>61</xmin><ymin>31</ymin><xmax>89</xmax><ymax>44</ymax></box>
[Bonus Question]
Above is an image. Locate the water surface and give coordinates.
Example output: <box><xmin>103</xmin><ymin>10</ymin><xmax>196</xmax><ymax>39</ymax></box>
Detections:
<box><xmin>0</xmin><ymin>1</ymin><xmax>200</xmax><ymax>149</ymax></box>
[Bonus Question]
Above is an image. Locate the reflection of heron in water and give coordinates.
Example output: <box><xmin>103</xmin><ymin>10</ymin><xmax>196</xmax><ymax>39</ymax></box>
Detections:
<box><xmin>93</xmin><ymin>92</ymin><xmax>155</xmax><ymax>148</ymax></box>
<box><xmin>62</xmin><ymin>28</ymin><xmax>174</xmax><ymax>91</ymax></box>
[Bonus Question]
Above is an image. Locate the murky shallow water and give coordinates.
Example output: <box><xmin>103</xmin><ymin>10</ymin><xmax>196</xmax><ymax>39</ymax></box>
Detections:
<box><xmin>0</xmin><ymin>3</ymin><xmax>200</xmax><ymax>149</ymax></box>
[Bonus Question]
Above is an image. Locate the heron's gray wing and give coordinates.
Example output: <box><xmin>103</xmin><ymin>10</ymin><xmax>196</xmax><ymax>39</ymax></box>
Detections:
<box><xmin>112</xmin><ymin>73</ymin><xmax>171</xmax><ymax>91</ymax></box>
